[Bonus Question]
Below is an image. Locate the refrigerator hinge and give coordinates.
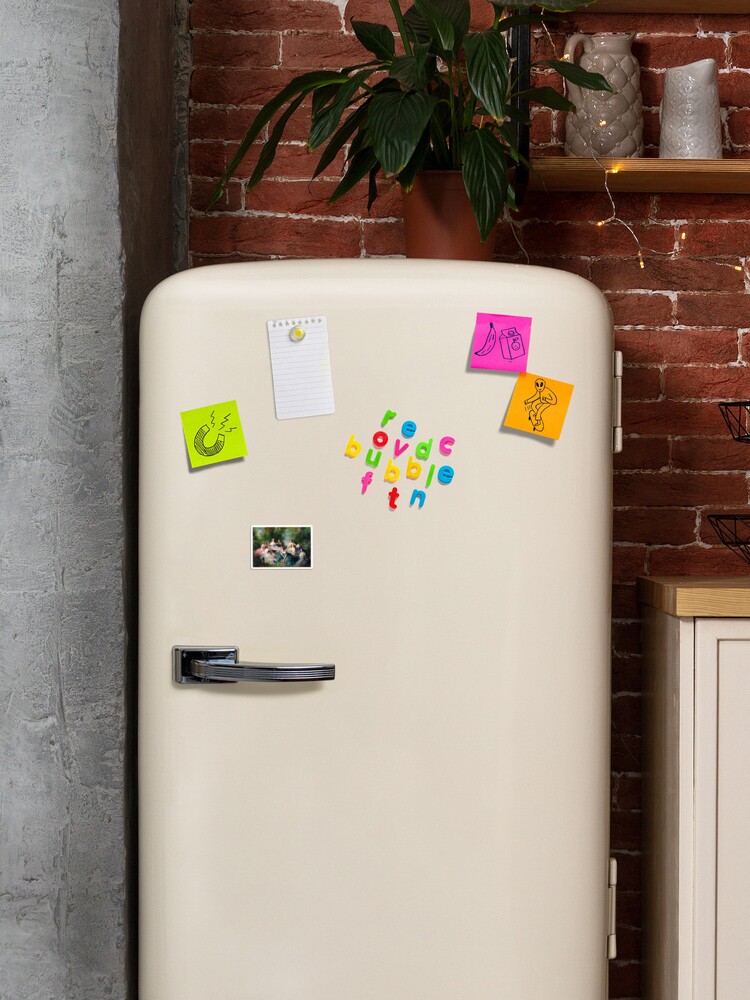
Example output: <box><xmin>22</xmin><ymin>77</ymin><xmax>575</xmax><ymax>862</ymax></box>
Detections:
<box><xmin>612</xmin><ymin>351</ymin><xmax>623</xmax><ymax>454</ymax></box>
<box><xmin>607</xmin><ymin>857</ymin><xmax>618</xmax><ymax>960</ymax></box>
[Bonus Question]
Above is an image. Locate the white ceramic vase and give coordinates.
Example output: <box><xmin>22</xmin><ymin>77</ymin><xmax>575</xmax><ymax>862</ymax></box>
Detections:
<box><xmin>659</xmin><ymin>59</ymin><xmax>722</xmax><ymax>159</ymax></box>
<box><xmin>564</xmin><ymin>33</ymin><xmax>644</xmax><ymax>158</ymax></box>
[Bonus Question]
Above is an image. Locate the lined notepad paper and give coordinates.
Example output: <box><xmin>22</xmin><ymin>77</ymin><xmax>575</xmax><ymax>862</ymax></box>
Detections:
<box><xmin>266</xmin><ymin>315</ymin><xmax>335</xmax><ymax>420</ymax></box>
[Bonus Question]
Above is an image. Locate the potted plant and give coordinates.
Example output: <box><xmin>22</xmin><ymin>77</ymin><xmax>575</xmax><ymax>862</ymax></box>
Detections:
<box><xmin>209</xmin><ymin>0</ymin><xmax>611</xmax><ymax>260</ymax></box>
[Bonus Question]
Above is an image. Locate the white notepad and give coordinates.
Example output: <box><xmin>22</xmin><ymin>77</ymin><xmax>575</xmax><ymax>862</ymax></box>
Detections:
<box><xmin>266</xmin><ymin>315</ymin><xmax>335</xmax><ymax>420</ymax></box>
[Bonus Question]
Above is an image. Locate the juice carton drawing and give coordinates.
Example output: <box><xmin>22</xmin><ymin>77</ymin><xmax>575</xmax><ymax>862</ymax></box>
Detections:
<box><xmin>499</xmin><ymin>327</ymin><xmax>526</xmax><ymax>363</ymax></box>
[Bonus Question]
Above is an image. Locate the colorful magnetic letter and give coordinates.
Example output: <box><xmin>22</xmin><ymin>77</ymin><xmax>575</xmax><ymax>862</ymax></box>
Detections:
<box><xmin>388</xmin><ymin>487</ymin><xmax>400</xmax><ymax>510</ymax></box>
<box><xmin>406</xmin><ymin>457</ymin><xmax>422</xmax><ymax>480</ymax></box>
<box><xmin>365</xmin><ymin>448</ymin><xmax>382</xmax><ymax>468</ymax></box>
<box><xmin>401</xmin><ymin>420</ymin><xmax>416</xmax><ymax>438</ymax></box>
<box><xmin>415</xmin><ymin>438</ymin><xmax>432</xmax><ymax>461</ymax></box>
<box><xmin>381</xmin><ymin>410</ymin><xmax>397</xmax><ymax>427</ymax></box>
<box><xmin>470</xmin><ymin>312</ymin><xmax>532</xmax><ymax>374</ymax></box>
<box><xmin>439</xmin><ymin>436</ymin><xmax>455</xmax><ymax>456</ymax></box>
<box><xmin>373</xmin><ymin>431</ymin><xmax>388</xmax><ymax>449</ymax></box>
<box><xmin>345</xmin><ymin>434</ymin><xmax>362</xmax><ymax>458</ymax></box>
<box><xmin>437</xmin><ymin>465</ymin><xmax>454</xmax><ymax>485</ymax></box>
<box><xmin>410</xmin><ymin>490</ymin><xmax>426</xmax><ymax>509</ymax></box>
<box><xmin>181</xmin><ymin>400</ymin><xmax>247</xmax><ymax>469</ymax></box>
<box><xmin>384</xmin><ymin>459</ymin><xmax>400</xmax><ymax>483</ymax></box>
<box><xmin>361</xmin><ymin>471</ymin><xmax>374</xmax><ymax>495</ymax></box>
<box><xmin>504</xmin><ymin>371</ymin><xmax>574</xmax><ymax>441</ymax></box>
<box><xmin>394</xmin><ymin>439</ymin><xmax>409</xmax><ymax>457</ymax></box>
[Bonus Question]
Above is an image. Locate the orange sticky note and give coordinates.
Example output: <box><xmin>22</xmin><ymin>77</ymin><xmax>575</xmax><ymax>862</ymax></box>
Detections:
<box><xmin>504</xmin><ymin>372</ymin><xmax>574</xmax><ymax>441</ymax></box>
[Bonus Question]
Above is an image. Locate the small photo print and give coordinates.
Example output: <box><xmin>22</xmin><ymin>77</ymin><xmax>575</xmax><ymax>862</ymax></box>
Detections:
<box><xmin>252</xmin><ymin>525</ymin><xmax>312</xmax><ymax>569</ymax></box>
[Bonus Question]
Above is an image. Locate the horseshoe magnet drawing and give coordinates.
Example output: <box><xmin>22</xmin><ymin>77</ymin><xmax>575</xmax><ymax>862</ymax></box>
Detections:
<box><xmin>180</xmin><ymin>399</ymin><xmax>248</xmax><ymax>468</ymax></box>
<box><xmin>193</xmin><ymin>423</ymin><xmax>227</xmax><ymax>457</ymax></box>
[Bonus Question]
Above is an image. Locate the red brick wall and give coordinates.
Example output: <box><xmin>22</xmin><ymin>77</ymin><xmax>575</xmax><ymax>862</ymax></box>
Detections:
<box><xmin>188</xmin><ymin>4</ymin><xmax>750</xmax><ymax>997</ymax></box>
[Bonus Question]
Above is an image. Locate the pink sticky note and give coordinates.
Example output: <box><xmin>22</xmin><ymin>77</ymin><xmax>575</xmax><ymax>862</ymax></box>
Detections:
<box><xmin>470</xmin><ymin>312</ymin><xmax>532</xmax><ymax>373</ymax></box>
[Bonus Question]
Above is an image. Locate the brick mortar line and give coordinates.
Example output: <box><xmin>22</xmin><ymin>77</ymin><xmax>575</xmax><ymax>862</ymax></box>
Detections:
<box><xmin>190</xmin><ymin>208</ymin><xmax>403</xmax><ymax>223</ymax></box>
<box><xmin>614</xmin><ymin>470</ymin><xmax>750</xmax><ymax>475</ymax></box>
<box><xmin>616</xmin><ymin>325</ymin><xmax>750</xmax><ymax>332</ymax></box>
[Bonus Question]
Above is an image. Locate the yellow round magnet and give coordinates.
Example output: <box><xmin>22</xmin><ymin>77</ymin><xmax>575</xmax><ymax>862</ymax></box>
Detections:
<box><xmin>290</xmin><ymin>326</ymin><xmax>306</xmax><ymax>343</ymax></box>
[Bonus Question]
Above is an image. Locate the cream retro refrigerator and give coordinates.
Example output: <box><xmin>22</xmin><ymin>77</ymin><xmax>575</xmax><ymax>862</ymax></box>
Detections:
<box><xmin>139</xmin><ymin>259</ymin><xmax>617</xmax><ymax>999</ymax></box>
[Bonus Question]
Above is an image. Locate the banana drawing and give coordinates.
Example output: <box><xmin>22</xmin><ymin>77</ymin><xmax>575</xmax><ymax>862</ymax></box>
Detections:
<box><xmin>193</xmin><ymin>423</ymin><xmax>225</xmax><ymax>457</ymax></box>
<box><xmin>474</xmin><ymin>322</ymin><xmax>497</xmax><ymax>357</ymax></box>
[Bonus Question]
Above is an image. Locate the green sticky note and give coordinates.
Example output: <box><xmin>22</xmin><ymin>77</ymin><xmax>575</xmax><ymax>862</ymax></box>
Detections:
<box><xmin>180</xmin><ymin>400</ymin><xmax>247</xmax><ymax>468</ymax></box>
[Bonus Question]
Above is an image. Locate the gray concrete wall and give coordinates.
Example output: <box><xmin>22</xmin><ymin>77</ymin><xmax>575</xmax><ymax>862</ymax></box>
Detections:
<box><xmin>0</xmin><ymin>0</ymin><xmax>177</xmax><ymax>996</ymax></box>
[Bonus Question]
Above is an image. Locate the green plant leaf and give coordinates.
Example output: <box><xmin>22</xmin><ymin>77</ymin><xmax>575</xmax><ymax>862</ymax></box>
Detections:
<box><xmin>388</xmin><ymin>43</ymin><xmax>433</xmax><ymax>90</ymax></box>
<box><xmin>367</xmin><ymin>164</ymin><xmax>380</xmax><ymax>210</ymax></box>
<box><xmin>309</xmin><ymin>69</ymin><xmax>372</xmax><ymax>149</ymax></box>
<box><xmin>387</xmin><ymin>0</ymin><xmax>413</xmax><ymax>54</ymax></box>
<box><xmin>396</xmin><ymin>130</ymin><xmax>430</xmax><ymax>191</ymax></box>
<box><xmin>340</xmin><ymin>60</ymin><xmax>383</xmax><ymax>73</ymax></box>
<box><xmin>516</xmin><ymin>85</ymin><xmax>575</xmax><ymax>112</ymax></box>
<box><xmin>499</xmin><ymin>121</ymin><xmax>517</xmax><ymax>147</ymax></box>
<box><xmin>351</xmin><ymin>20</ymin><xmax>396</xmax><ymax>61</ymax></box>
<box><xmin>368</xmin><ymin>90</ymin><xmax>438</xmax><ymax>174</ymax></box>
<box><xmin>247</xmin><ymin>93</ymin><xmax>307</xmax><ymax>191</ymax></box>
<box><xmin>413</xmin><ymin>0</ymin><xmax>454</xmax><ymax>52</ymax></box>
<box><xmin>504</xmin><ymin>103</ymin><xmax>530</xmax><ymax>125</ymax></box>
<box><xmin>403</xmin><ymin>5</ymin><xmax>430</xmax><ymax>43</ymax></box>
<box><xmin>428</xmin><ymin>113</ymin><xmax>452</xmax><ymax>167</ymax></box>
<box><xmin>312</xmin><ymin>83</ymin><xmax>341</xmax><ymax>119</ymax></box>
<box><xmin>405</xmin><ymin>0</ymin><xmax>469</xmax><ymax>48</ymax></box>
<box><xmin>461</xmin><ymin>127</ymin><xmax>507</xmax><ymax>242</ymax></box>
<box><xmin>537</xmin><ymin>59</ymin><xmax>614</xmax><ymax>92</ymax></box>
<box><xmin>209</xmin><ymin>70</ymin><xmax>349</xmax><ymax>208</ymax></box>
<box><xmin>463</xmin><ymin>30</ymin><xmax>509</xmax><ymax>121</ymax></box>
<box><xmin>435</xmin><ymin>0</ymin><xmax>470</xmax><ymax>48</ymax></box>
<box><xmin>347</xmin><ymin>126</ymin><xmax>370</xmax><ymax>163</ymax></box>
<box><xmin>328</xmin><ymin>146</ymin><xmax>379</xmax><ymax>202</ymax></box>
<box><xmin>498</xmin><ymin>122</ymin><xmax>530</xmax><ymax>168</ymax></box>
<box><xmin>312</xmin><ymin>101</ymin><xmax>370</xmax><ymax>177</ymax></box>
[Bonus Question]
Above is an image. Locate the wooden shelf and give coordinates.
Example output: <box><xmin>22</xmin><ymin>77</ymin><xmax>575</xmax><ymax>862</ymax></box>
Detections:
<box><xmin>528</xmin><ymin>157</ymin><xmax>750</xmax><ymax>193</ymax></box>
<box><xmin>590</xmin><ymin>0</ymin><xmax>750</xmax><ymax>12</ymax></box>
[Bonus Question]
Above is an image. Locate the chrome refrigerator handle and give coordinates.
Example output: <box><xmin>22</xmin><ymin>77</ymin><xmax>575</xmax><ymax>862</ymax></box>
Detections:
<box><xmin>173</xmin><ymin>646</ymin><xmax>335</xmax><ymax>684</ymax></box>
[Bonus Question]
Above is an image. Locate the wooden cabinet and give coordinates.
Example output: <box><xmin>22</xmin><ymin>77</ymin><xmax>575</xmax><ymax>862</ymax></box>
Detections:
<box><xmin>640</xmin><ymin>577</ymin><xmax>750</xmax><ymax>1000</ymax></box>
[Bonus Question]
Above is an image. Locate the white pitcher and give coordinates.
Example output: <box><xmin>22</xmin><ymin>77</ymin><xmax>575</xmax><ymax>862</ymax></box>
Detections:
<box><xmin>659</xmin><ymin>59</ymin><xmax>722</xmax><ymax>159</ymax></box>
<box><xmin>564</xmin><ymin>33</ymin><xmax>644</xmax><ymax>158</ymax></box>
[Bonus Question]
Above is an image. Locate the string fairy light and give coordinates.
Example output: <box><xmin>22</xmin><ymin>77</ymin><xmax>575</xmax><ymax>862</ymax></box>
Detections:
<box><xmin>592</xmin><ymin>156</ymin><xmax>654</xmax><ymax>270</ymax></box>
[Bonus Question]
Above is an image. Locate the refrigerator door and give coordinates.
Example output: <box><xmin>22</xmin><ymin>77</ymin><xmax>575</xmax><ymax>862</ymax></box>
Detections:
<box><xmin>139</xmin><ymin>259</ymin><xmax>613</xmax><ymax>1000</ymax></box>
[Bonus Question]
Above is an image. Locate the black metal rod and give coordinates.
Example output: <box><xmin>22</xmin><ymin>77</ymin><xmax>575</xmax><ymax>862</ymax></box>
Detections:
<box><xmin>510</xmin><ymin>22</ymin><xmax>532</xmax><ymax>198</ymax></box>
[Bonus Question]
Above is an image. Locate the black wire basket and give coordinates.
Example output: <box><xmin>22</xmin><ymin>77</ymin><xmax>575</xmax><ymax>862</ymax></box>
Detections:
<box><xmin>718</xmin><ymin>402</ymin><xmax>750</xmax><ymax>443</ymax></box>
<box><xmin>707</xmin><ymin>514</ymin><xmax>750</xmax><ymax>566</ymax></box>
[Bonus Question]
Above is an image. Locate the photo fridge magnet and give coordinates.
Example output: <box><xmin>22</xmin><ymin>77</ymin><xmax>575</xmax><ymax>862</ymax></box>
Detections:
<box><xmin>251</xmin><ymin>526</ymin><xmax>312</xmax><ymax>568</ymax></box>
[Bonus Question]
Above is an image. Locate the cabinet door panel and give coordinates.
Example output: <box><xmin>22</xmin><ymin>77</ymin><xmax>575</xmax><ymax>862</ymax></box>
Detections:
<box><xmin>695</xmin><ymin>620</ymin><xmax>750</xmax><ymax>1000</ymax></box>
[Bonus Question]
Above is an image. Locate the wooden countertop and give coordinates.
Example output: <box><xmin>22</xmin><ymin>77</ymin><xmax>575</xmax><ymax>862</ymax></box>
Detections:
<box><xmin>638</xmin><ymin>576</ymin><xmax>750</xmax><ymax>618</ymax></box>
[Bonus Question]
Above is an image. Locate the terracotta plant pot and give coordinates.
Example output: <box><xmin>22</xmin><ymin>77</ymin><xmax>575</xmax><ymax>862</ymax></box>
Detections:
<box><xmin>402</xmin><ymin>170</ymin><xmax>497</xmax><ymax>262</ymax></box>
